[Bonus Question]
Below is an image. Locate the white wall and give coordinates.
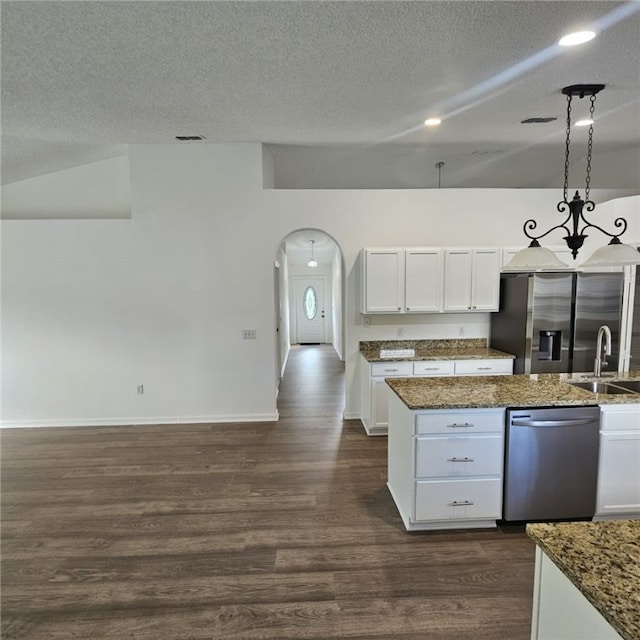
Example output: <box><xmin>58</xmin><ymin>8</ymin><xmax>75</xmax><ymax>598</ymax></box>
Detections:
<box><xmin>1</xmin><ymin>143</ymin><xmax>638</xmax><ymax>427</ymax></box>
<box><xmin>1</xmin><ymin>155</ymin><xmax>132</xmax><ymax>219</ymax></box>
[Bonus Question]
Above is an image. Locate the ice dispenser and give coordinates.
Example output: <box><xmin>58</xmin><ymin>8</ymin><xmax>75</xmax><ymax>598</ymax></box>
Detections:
<box><xmin>539</xmin><ymin>330</ymin><xmax>562</xmax><ymax>361</ymax></box>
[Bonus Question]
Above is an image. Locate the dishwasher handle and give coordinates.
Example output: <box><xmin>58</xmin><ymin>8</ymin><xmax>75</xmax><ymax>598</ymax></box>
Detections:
<box><xmin>511</xmin><ymin>417</ymin><xmax>596</xmax><ymax>428</ymax></box>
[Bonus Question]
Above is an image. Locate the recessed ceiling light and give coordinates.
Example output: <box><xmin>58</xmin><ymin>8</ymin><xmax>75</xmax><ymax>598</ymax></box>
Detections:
<box><xmin>575</xmin><ymin>119</ymin><xmax>594</xmax><ymax>127</ymax></box>
<box><xmin>424</xmin><ymin>118</ymin><xmax>442</xmax><ymax>127</ymax></box>
<box><xmin>559</xmin><ymin>30</ymin><xmax>596</xmax><ymax>46</ymax></box>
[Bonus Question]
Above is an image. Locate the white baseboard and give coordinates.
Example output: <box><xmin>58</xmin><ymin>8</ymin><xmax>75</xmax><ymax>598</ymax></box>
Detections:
<box><xmin>0</xmin><ymin>412</ymin><xmax>279</xmax><ymax>429</ymax></box>
<box><xmin>343</xmin><ymin>410</ymin><xmax>361</xmax><ymax>420</ymax></box>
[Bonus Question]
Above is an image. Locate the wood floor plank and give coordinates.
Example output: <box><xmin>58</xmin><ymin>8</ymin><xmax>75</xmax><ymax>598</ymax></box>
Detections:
<box><xmin>1</xmin><ymin>344</ymin><xmax>536</xmax><ymax>639</ymax></box>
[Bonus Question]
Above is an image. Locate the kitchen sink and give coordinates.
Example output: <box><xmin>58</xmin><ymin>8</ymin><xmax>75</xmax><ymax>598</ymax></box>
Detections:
<box><xmin>569</xmin><ymin>381</ymin><xmax>634</xmax><ymax>395</ymax></box>
<box><xmin>606</xmin><ymin>380</ymin><xmax>640</xmax><ymax>392</ymax></box>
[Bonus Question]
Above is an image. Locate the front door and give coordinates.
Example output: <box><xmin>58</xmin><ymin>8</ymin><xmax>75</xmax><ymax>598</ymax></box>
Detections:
<box><xmin>294</xmin><ymin>277</ymin><xmax>326</xmax><ymax>344</ymax></box>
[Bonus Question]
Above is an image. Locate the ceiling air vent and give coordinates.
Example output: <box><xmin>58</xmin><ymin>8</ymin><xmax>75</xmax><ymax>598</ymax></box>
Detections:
<box><xmin>521</xmin><ymin>117</ymin><xmax>557</xmax><ymax>124</ymax></box>
<box><xmin>175</xmin><ymin>135</ymin><xmax>206</xmax><ymax>141</ymax></box>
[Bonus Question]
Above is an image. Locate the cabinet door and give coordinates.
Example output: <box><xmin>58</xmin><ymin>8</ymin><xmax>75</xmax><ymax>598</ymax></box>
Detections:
<box><xmin>362</xmin><ymin>249</ymin><xmax>404</xmax><ymax>313</ymax></box>
<box><xmin>596</xmin><ymin>432</ymin><xmax>640</xmax><ymax>516</ymax></box>
<box><xmin>443</xmin><ymin>250</ymin><xmax>473</xmax><ymax>311</ymax></box>
<box><xmin>371</xmin><ymin>376</ymin><xmax>410</xmax><ymax>431</ymax></box>
<box><xmin>404</xmin><ymin>249</ymin><xmax>443</xmax><ymax>312</ymax></box>
<box><xmin>471</xmin><ymin>249</ymin><xmax>500</xmax><ymax>310</ymax></box>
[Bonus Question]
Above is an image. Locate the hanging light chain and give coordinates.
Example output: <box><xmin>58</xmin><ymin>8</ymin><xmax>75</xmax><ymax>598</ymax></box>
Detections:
<box><xmin>563</xmin><ymin>92</ymin><xmax>572</xmax><ymax>203</ymax></box>
<box><xmin>584</xmin><ymin>93</ymin><xmax>597</xmax><ymax>203</ymax></box>
<box><xmin>516</xmin><ymin>84</ymin><xmax>636</xmax><ymax>265</ymax></box>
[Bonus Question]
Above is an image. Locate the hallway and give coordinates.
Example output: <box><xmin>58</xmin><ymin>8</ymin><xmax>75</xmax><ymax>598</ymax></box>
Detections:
<box><xmin>1</xmin><ymin>345</ymin><xmax>535</xmax><ymax>639</ymax></box>
<box><xmin>277</xmin><ymin>344</ymin><xmax>345</xmax><ymax>419</ymax></box>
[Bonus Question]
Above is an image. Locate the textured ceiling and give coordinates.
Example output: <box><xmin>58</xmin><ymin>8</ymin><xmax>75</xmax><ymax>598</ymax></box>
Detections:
<box><xmin>1</xmin><ymin>1</ymin><xmax>639</xmax><ymax>190</ymax></box>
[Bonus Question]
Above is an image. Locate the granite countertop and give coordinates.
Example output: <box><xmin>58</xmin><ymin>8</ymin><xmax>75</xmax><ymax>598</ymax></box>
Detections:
<box><xmin>386</xmin><ymin>372</ymin><xmax>640</xmax><ymax>409</ymax></box>
<box><xmin>360</xmin><ymin>339</ymin><xmax>515</xmax><ymax>363</ymax></box>
<box><xmin>527</xmin><ymin>520</ymin><xmax>640</xmax><ymax>640</ymax></box>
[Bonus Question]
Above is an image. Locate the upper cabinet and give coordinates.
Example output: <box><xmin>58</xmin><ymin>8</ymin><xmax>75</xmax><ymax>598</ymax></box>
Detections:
<box><xmin>361</xmin><ymin>248</ymin><xmax>443</xmax><ymax>314</ymax></box>
<box><xmin>405</xmin><ymin>249</ymin><xmax>444</xmax><ymax>312</ymax></box>
<box><xmin>361</xmin><ymin>248</ymin><xmax>405</xmax><ymax>313</ymax></box>
<box><xmin>361</xmin><ymin>247</ymin><xmax>499</xmax><ymax>314</ymax></box>
<box><xmin>443</xmin><ymin>249</ymin><xmax>500</xmax><ymax>312</ymax></box>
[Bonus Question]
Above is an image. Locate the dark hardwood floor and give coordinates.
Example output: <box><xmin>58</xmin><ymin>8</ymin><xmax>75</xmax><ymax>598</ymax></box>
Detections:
<box><xmin>1</xmin><ymin>345</ymin><xmax>535</xmax><ymax>639</ymax></box>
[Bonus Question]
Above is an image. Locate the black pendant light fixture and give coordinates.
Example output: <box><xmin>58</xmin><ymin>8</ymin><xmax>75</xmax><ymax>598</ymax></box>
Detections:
<box><xmin>504</xmin><ymin>84</ymin><xmax>640</xmax><ymax>270</ymax></box>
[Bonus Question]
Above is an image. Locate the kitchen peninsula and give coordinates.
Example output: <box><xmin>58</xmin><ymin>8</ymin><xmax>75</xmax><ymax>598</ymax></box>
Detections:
<box><xmin>360</xmin><ymin>339</ymin><xmax>515</xmax><ymax>435</ymax></box>
<box><xmin>386</xmin><ymin>373</ymin><xmax>640</xmax><ymax>531</ymax></box>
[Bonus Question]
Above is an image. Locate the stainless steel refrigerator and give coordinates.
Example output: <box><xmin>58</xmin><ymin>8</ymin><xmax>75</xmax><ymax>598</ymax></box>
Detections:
<box><xmin>624</xmin><ymin>265</ymin><xmax>640</xmax><ymax>371</ymax></box>
<box><xmin>489</xmin><ymin>271</ymin><xmax>624</xmax><ymax>375</ymax></box>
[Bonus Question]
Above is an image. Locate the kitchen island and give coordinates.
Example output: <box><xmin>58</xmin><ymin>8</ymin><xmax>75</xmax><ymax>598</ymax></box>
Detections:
<box><xmin>386</xmin><ymin>371</ymin><xmax>640</xmax><ymax>410</ymax></box>
<box><xmin>527</xmin><ymin>520</ymin><xmax>639</xmax><ymax>640</ymax></box>
<box><xmin>386</xmin><ymin>373</ymin><xmax>640</xmax><ymax>531</ymax></box>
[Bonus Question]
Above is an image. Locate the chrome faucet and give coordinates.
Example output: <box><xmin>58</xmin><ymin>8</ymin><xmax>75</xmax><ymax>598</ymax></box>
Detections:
<box><xmin>594</xmin><ymin>325</ymin><xmax>612</xmax><ymax>378</ymax></box>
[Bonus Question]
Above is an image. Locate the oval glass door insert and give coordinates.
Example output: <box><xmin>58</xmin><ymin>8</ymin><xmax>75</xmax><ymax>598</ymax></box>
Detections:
<box><xmin>303</xmin><ymin>286</ymin><xmax>317</xmax><ymax>320</ymax></box>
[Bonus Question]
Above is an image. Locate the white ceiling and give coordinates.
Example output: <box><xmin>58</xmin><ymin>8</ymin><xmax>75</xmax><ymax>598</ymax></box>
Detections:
<box><xmin>1</xmin><ymin>1</ymin><xmax>639</xmax><ymax>191</ymax></box>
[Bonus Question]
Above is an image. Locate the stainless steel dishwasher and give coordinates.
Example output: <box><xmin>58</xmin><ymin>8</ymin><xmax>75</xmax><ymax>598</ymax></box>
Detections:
<box><xmin>503</xmin><ymin>406</ymin><xmax>600</xmax><ymax>522</ymax></box>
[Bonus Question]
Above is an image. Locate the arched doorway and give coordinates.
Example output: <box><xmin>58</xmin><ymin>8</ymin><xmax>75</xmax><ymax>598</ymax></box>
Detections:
<box><xmin>274</xmin><ymin>228</ymin><xmax>345</xmax><ymax>404</ymax></box>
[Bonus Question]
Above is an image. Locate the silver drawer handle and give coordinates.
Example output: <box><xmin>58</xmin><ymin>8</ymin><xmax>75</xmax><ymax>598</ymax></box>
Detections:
<box><xmin>384</xmin><ymin>368</ymin><xmax>399</xmax><ymax>372</ymax></box>
<box><xmin>448</xmin><ymin>457</ymin><xmax>475</xmax><ymax>462</ymax></box>
<box><xmin>447</xmin><ymin>422</ymin><xmax>474</xmax><ymax>428</ymax></box>
<box><xmin>451</xmin><ymin>500</ymin><xmax>474</xmax><ymax>507</ymax></box>
<box><xmin>477</xmin><ymin>367</ymin><xmax>492</xmax><ymax>370</ymax></box>
<box><xmin>424</xmin><ymin>367</ymin><xmax>441</xmax><ymax>371</ymax></box>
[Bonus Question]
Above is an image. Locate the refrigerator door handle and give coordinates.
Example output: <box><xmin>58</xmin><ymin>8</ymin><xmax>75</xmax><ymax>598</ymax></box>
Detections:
<box><xmin>511</xmin><ymin>418</ymin><xmax>596</xmax><ymax>428</ymax></box>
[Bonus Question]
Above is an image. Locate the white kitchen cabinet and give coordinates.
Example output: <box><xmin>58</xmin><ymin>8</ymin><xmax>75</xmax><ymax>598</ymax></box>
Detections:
<box><xmin>360</xmin><ymin>248</ymin><xmax>443</xmax><ymax>314</ymax></box>
<box><xmin>387</xmin><ymin>396</ymin><xmax>505</xmax><ymax>530</ymax></box>
<box><xmin>404</xmin><ymin>248</ymin><xmax>443</xmax><ymax>312</ymax></box>
<box><xmin>360</xmin><ymin>356</ymin><xmax>513</xmax><ymax>436</ymax></box>
<box><xmin>595</xmin><ymin>404</ymin><xmax>640</xmax><ymax>519</ymax></box>
<box><xmin>414</xmin><ymin>478</ymin><xmax>502</xmax><ymax>522</ymax></box>
<box><xmin>360</xmin><ymin>360</ymin><xmax>413</xmax><ymax>435</ymax></box>
<box><xmin>412</xmin><ymin>360</ymin><xmax>455</xmax><ymax>376</ymax></box>
<box><xmin>443</xmin><ymin>248</ymin><xmax>500</xmax><ymax>312</ymax></box>
<box><xmin>415</xmin><ymin>434</ymin><xmax>503</xmax><ymax>477</ymax></box>
<box><xmin>452</xmin><ymin>359</ymin><xmax>513</xmax><ymax>376</ymax></box>
<box><xmin>361</xmin><ymin>248</ymin><xmax>405</xmax><ymax>313</ymax></box>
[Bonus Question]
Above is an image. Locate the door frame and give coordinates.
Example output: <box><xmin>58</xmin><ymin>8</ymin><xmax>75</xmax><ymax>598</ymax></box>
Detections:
<box><xmin>291</xmin><ymin>275</ymin><xmax>329</xmax><ymax>344</ymax></box>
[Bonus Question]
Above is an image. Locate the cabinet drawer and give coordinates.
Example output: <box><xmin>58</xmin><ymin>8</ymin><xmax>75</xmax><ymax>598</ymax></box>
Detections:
<box><xmin>415</xmin><ymin>409</ymin><xmax>505</xmax><ymax>435</ymax></box>
<box><xmin>454</xmin><ymin>359</ymin><xmax>513</xmax><ymax>375</ymax></box>
<box><xmin>413</xmin><ymin>361</ymin><xmax>455</xmax><ymax>376</ymax></box>
<box><xmin>370</xmin><ymin>362</ymin><xmax>413</xmax><ymax>377</ymax></box>
<box><xmin>414</xmin><ymin>478</ymin><xmax>502</xmax><ymax>521</ymax></box>
<box><xmin>600</xmin><ymin>406</ymin><xmax>640</xmax><ymax>432</ymax></box>
<box><xmin>415</xmin><ymin>435</ymin><xmax>503</xmax><ymax>478</ymax></box>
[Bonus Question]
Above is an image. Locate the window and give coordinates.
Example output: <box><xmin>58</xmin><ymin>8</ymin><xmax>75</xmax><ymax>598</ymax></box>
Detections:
<box><xmin>303</xmin><ymin>286</ymin><xmax>317</xmax><ymax>320</ymax></box>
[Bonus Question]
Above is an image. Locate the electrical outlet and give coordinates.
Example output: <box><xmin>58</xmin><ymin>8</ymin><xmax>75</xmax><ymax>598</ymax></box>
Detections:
<box><xmin>137</xmin><ymin>384</ymin><xmax>144</xmax><ymax>395</ymax></box>
<box><xmin>459</xmin><ymin>326</ymin><xmax>465</xmax><ymax>336</ymax></box>
<box><xmin>242</xmin><ymin>329</ymin><xmax>257</xmax><ymax>340</ymax></box>
<box><xmin>397</xmin><ymin>328</ymin><xmax>405</xmax><ymax>337</ymax></box>
<box><xmin>363</xmin><ymin>316</ymin><xmax>370</xmax><ymax>327</ymax></box>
